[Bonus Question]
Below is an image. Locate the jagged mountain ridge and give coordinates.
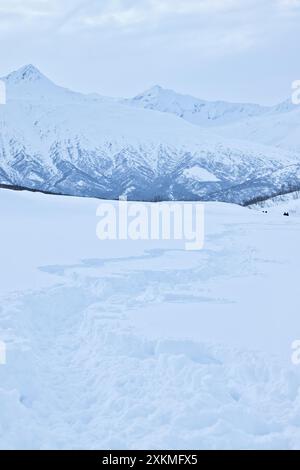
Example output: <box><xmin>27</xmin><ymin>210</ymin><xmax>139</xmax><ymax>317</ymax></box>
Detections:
<box><xmin>124</xmin><ymin>85</ymin><xmax>270</xmax><ymax>127</ymax></box>
<box><xmin>0</xmin><ymin>65</ymin><xmax>299</xmax><ymax>203</ymax></box>
<box><xmin>125</xmin><ymin>84</ymin><xmax>300</xmax><ymax>154</ymax></box>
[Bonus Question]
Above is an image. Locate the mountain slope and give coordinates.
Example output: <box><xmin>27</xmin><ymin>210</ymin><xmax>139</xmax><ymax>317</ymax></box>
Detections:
<box><xmin>124</xmin><ymin>85</ymin><xmax>270</xmax><ymax>127</ymax></box>
<box><xmin>216</xmin><ymin>105</ymin><xmax>300</xmax><ymax>153</ymax></box>
<box><xmin>1</xmin><ymin>64</ymin><xmax>113</xmax><ymax>105</ymax></box>
<box><xmin>126</xmin><ymin>85</ymin><xmax>300</xmax><ymax>156</ymax></box>
<box><xmin>0</xmin><ymin>65</ymin><xmax>299</xmax><ymax>203</ymax></box>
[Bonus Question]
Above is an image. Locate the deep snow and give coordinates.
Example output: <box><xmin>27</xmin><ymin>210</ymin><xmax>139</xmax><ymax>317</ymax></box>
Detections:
<box><xmin>0</xmin><ymin>189</ymin><xmax>300</xmax><ymax>449</ymax></box>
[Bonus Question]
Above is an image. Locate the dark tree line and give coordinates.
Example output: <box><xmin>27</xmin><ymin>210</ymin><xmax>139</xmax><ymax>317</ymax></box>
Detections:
<box><xmin>243</xmin><ymin>184</ymin><xmax>300</xmax><ymax>207</ymax></box>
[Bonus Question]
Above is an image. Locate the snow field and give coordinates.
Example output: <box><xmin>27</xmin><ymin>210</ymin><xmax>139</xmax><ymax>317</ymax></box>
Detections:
<box><xmin>0</xmin><ymin>190</ymin><xmax>300</xmax><ymax>449</ymax></box>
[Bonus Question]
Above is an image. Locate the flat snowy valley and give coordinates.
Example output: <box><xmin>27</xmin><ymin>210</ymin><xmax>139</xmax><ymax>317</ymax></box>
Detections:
<box><xmin>0</xmin><ymin>188</ymin><xmax>300</xmax><ymax>450</ymax></box>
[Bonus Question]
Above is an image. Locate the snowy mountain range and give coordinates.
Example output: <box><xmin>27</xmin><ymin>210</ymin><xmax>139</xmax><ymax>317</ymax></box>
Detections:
<box><xmin>0</xmin><ymin>64</ymin><xmax>299</xmax><ymax>204</ymax></box>
<box><xmin>126</xmin><ymin>85</ymin><xmax>300</xmax><ymax>153</ymax></box>
<box><xmin>124</xmin><ymin>85</ymin><xmax>270</xmax><ymax>127</ymax></box>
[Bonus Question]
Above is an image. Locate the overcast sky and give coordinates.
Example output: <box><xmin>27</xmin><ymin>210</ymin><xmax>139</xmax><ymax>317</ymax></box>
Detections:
<box><xmin>0</xmin><ymin>0</ymin><xmax>299</xmax><ymax>104</ymax></box>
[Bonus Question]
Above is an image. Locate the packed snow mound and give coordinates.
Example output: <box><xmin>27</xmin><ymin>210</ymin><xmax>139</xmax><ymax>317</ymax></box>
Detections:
<box><xmin>0</xmin><ymin>65</ymin><xmax>299</xmax><ymax>204</ymax></box>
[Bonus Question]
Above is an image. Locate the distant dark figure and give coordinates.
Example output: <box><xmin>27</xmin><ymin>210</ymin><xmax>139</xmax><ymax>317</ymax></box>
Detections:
<box><xmin>283</xmin><ymin>212</ymin><xmax>290</xmax><ymax>217</ymax></box>
<box><xmin>262</xmin><ymin>210</ymin><xmax>268</xmax><ymax>214</ymax></box>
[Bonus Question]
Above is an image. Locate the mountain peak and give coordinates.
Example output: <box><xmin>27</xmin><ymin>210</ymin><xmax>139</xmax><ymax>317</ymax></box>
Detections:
<box><xmin>149</xmin><ymin>85</ymin><xmax>164</xmax><ymax>93</ymax></box>
<box><xmin>5</xmin><ymin>64</ymin><xmax>47</xmax><ymax>84</ymax></box>
<box><xmin>139</xmin><ymin>85</ymin><xmax>165</xmax><ymax>97</ymax></box>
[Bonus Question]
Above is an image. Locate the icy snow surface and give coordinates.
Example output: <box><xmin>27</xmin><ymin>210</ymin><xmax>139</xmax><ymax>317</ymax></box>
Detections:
<box><xmin>0</xmin><ymin>189</ymin><xmax>300</xmax><ymax>449</ymax></box>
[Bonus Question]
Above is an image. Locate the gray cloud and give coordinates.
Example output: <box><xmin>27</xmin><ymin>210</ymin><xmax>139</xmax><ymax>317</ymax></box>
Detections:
<box><xmin>0</xmin><ymin>0</ymin><xmax>299</xmax><ymax>104</ymax></box>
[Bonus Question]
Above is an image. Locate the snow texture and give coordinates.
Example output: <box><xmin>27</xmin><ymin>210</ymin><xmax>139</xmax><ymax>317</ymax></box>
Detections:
<box><xmin>0</xmin><ymin>189</ymin><xmax>300</xmax><ymax>450</ymax></box>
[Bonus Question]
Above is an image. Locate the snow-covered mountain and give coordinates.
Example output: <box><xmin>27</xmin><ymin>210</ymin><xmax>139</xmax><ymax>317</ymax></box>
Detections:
<box><xmin>216</xmin><ymin>104</ymin><xmax>300</xmax><ymax>153</ymax></box>
<box><xmin>0</xmin><ymin>65</ymin><xmax>299</xmax><ymax>204</ymax></box>
<box><xmin>125</xmin><ymin>85</ymin><xmax>270</xmax><ymax>127</ymax></box>
<box><xmin>126</xmin><ymin>84</ymin><xmax>300</xmax><ymax>155</ymax></box>
<box><xmin>1</xmin><ymin>64</ymin><xmax>113</xmax><ymax>105</ymax></box>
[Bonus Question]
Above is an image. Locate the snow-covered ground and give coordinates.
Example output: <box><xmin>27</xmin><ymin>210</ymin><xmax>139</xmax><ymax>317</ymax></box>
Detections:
<box><xmin>0</xmin><ymin>189</ymin><xmax>300</xmax><ymax>449</ymax></box>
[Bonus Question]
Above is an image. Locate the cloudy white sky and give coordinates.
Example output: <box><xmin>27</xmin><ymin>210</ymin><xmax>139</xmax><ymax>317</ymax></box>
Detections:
<box><xmin>0</xmin><ymin>0</ymin><xmax>299</xmax><ymax>104</ymax></box>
